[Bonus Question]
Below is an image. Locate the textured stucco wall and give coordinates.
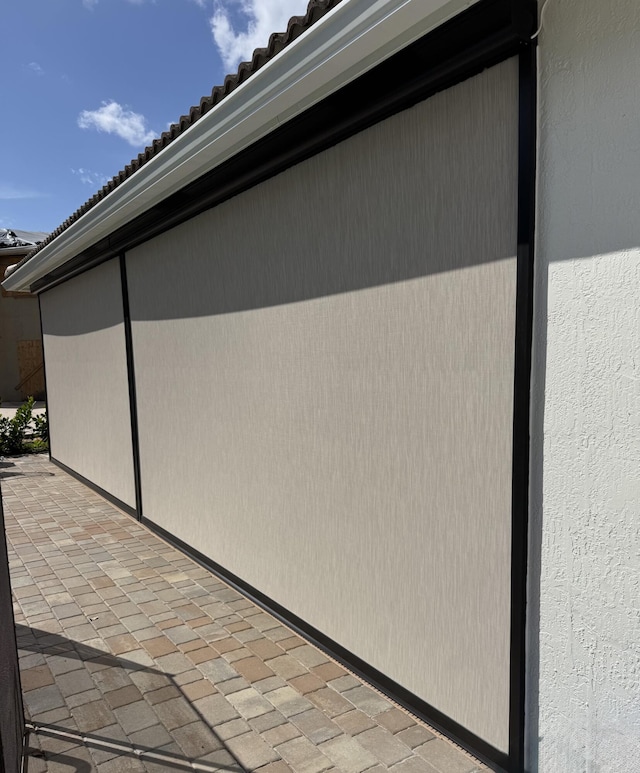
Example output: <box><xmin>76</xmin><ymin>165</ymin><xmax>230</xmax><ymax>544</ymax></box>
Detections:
<box><xmin>529</xmin><ymin>1</ymin><xmax>640</xmax><ymax>770</ymax></box>
<box><xmin>0</xmin><ymin>259</ymin><xmax>42</xmax><ymax>402</ymax></box>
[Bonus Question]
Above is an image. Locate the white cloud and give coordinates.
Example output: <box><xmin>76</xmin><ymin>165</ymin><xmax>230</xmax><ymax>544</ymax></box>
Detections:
<box><xmin>71</xmin><ymin>168</ymin><xmax>111</xmax><ymax>187</ymax></box>
<box><xmin>210</xmin><ymin>0</ymin><xmax>310</xmax><ymax>70</ymax></box>
<box><xmin>28</xmin><ymin>62</ymin><xmax>44</xmax><ymax>76</ymax></box>
<box><xmin>78</xmin><ymin>101</ymin><xmax>156</xmax><ymax>147</ymax></box>
<box><xmin>0</xmin><ymin>185</ymin><xmax>47</xmax><ymax>200</ymax></box>
<box><xmin>82</xmin><ymin>0</ymin><xmax>98</xmax><ymax>8</ymax></box>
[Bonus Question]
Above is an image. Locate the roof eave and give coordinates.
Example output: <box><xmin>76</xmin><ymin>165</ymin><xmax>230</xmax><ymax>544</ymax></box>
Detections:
<box><xmin>0</xmin><ymin>247</ymin><xmax>34</xmax><ymax>260</ymax></box>
<box><xmin>2</xmin><ymin>0</ymin><xmax>480</xmax><ymax>294</ymax></box>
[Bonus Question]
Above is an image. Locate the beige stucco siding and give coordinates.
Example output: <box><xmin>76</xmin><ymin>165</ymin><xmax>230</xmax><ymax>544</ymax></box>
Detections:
<box><xmin>0</xmin><ymin>257</ymin><xmax>43</xmax><ymax>402</ymax></box>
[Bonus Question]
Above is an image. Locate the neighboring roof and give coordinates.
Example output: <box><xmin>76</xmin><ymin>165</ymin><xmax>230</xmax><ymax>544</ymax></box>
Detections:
<box><xmin>18</xmin><ymin>0</ymin><xmax>342</xmax><ymax>268</ymax></box>
<box><xmin>0</xmin><ymin>229</ymin><xmax>48</xmax><ymax>249</ymax></box>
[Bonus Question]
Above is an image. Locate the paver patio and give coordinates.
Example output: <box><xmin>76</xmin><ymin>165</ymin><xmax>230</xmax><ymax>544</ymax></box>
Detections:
<box><xmin>2</xmin><ymin>454</ymin><xmax>488</xmax><ymax>773</ymax></box>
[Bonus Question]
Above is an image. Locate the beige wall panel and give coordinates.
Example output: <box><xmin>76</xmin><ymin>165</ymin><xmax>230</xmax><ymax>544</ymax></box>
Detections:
<box><xmin>40</xmin><ymin>259</ymin><xmax>135</xmax><ymax>508</ymax></box>
<box><xmin>127</xmin><ymin>59</ymin><xmax>518</xmax><ymax>750</ymax></box>
<box><xmin>0</xmin><ymin>261</ymin><xmax>43</xmax><ymax>401</ymax></box>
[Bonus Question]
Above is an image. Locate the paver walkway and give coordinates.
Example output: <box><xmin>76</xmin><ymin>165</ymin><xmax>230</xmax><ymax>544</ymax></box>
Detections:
<box><xmin>2</xmin><ymin>454</ymin><xmax>488</xmax><ymax>773</ymax></box>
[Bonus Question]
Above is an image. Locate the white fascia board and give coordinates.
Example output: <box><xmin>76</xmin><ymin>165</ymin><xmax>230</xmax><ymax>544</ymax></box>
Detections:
<box><xmin>4</xmin><ymin>0</ymin><xmax>480</xmax><ymax>293</ymax></box>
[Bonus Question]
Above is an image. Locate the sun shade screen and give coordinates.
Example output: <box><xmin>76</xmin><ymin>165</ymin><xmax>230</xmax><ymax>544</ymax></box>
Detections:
<box><xmin>39</xmin><ymin>258</ymin><xmax>136</xmax><ymax>508</ymax></box>
<box><xmin>127</xmin><ymin>58</ymin><xmax>519</xmax><ymax>751</ymax></box>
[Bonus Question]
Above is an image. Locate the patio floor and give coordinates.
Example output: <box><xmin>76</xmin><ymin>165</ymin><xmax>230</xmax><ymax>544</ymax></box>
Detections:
<box><xmin>2</xmin><ymin>454</ymin><xmax>488</xmax><ymax>773</ymax></box>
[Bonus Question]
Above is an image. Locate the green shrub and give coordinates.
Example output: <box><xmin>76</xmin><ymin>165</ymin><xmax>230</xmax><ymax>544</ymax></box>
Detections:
<box><xmin>0</xmin><ymin>397</ymin><xmax>48</xmax><ymax>455</ymax></box>
<box><xmin>23</xmin><ymin>438</ymin><xmax>48</xmax><ymax>454</ymax></box>
<box><xmin>33</xmin><ymin>412</ymin><xmax>48</xmax><ymax>442</ymax></box>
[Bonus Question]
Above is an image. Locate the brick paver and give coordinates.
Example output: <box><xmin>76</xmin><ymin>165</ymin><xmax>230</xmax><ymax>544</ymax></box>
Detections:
<box><xmin>2</xmin><ymin>455</ymin><xmax>489</xmax><ymax>772</ymax></box>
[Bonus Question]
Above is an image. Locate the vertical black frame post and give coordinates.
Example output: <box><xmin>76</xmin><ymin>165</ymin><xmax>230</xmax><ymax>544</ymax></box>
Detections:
<box><xmin>508</xmin><ymin>40</ymin><xmax>537</xmax><ymax>772</ymax></box>
<box><xmin>37</xmin><ymin>293</ymin><xmax>52</xmax><ymax>462</ymax></box>
<box><xmin>119</xmin><ymin>254</ymin><xmax>143</xmax><ymax>521</ymax></box>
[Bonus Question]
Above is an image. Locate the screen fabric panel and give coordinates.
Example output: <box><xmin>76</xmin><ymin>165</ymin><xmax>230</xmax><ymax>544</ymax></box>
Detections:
<box><xmin>40</xmin><ymin>258</ymin><xmax>136</xmax><ymax>509</ymax></box>
<box><xmin>127</xmin><ymin>58</ymin><xmax>519</xmax><ymax>751</ymax></box>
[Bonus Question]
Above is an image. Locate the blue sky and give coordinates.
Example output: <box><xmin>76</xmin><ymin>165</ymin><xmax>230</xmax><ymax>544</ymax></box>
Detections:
<box><xmin>2</xmin><ymin>0</ymin><xmax>310</xmax><ymax>234</ymax></box>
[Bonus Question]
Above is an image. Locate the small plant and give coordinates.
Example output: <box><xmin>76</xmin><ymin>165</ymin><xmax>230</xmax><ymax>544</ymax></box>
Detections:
<box><xmin>0</xmin><ymin>416</ymin><xmax>12</xmax><ymax>455</ymax></box>
<box><xmin>0</xmin><ymin>397</ymin><xmax>48</xmax><ymax>456</ymax></box>
<box><xmin>23</xmin><ymin>437</ymin><xmax>48</xmax><ymax>454</ymax></box>
<box><xmin>33</xmin><ymin>412</ymin><xmax>48</xmax><ymax>442</ymax></box>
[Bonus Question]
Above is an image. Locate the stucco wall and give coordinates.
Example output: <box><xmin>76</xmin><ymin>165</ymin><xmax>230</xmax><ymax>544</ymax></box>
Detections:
<box><xmin>40</xmin><ymin>259</ymin><xmax>136</xmax><ymax>509</ymax></box>
<box><xmin>529</xmin><ymin>1</ymin><xmax>640</xmax><ymax>770</ymax></box>
<box><xmin>127</xmin><ymin>58</ymin><xmax>519</xmax><ymax>752</ymax></box>
<box><xmin>0</xmin><ymin>259</ymin><xmax>42</xmax><ymax>402</ymax></box>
